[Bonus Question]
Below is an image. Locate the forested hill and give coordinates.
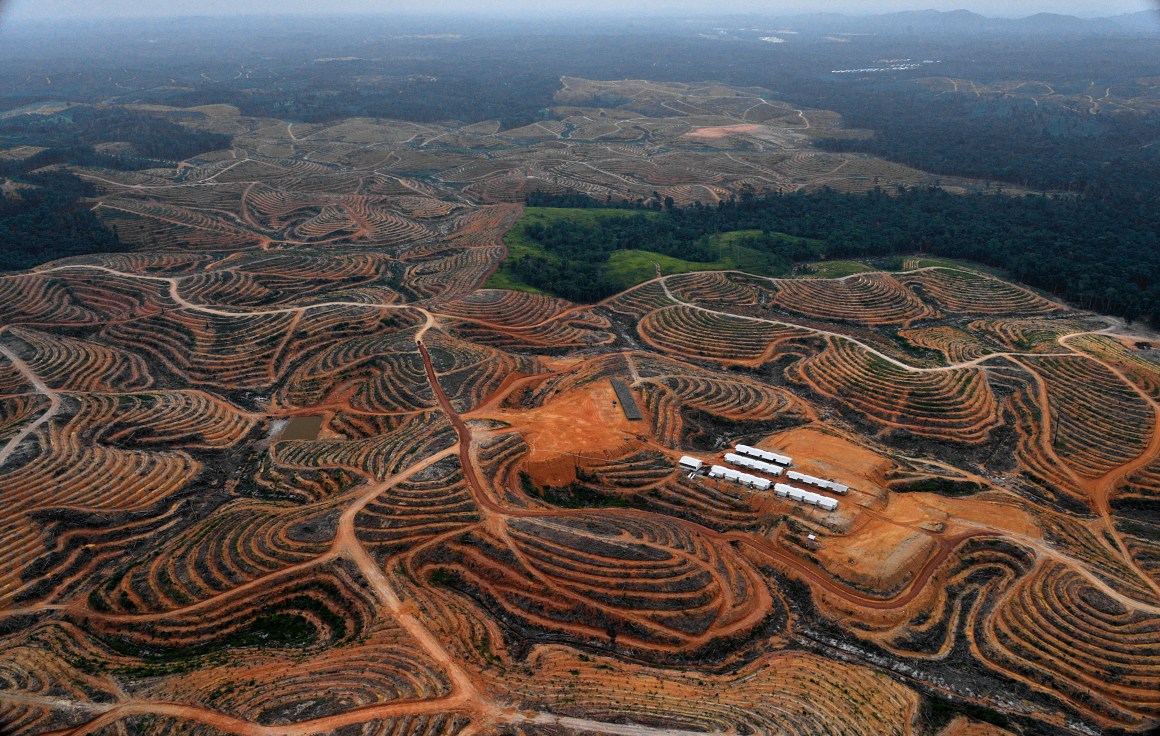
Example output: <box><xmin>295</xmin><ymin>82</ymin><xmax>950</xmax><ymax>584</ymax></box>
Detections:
<box><xmin>0</xmin><ymin>106</ymin><xmax>231</xmax><ymax>271</ymax></box>
<box><xmin>0</xmin><ymin>172</ymin><xmax>122</xmax><ymax>272</ymax></box>
<box><xmin>0</xmin><ymin>106</ymin><xmax>231</xmax><ymax>165</ymax></box>
<box><xmin>801</xmin><ymin>82</ymin><xmax>1160</xmax><ymax>198</ymax></box>
<box><xmin>522</xmin><ymin>190</ymin><xmax>1160</xmax><ymax>327</ymax></box>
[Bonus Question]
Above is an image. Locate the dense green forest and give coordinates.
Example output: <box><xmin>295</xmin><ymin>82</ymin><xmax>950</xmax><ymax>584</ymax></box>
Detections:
<box><xmin>0</xmin><ymin>107</ymin><xmax>231</xmax><ymax>271</ymax></box>
<box><xmin>0</xmin><ymin>172</ymin><xmax>122</xmax><ymax>271</ymax></box>
<box><xmin>0</xmin><ymin>107</ymin><xmax>230</xmax><ymax>166</ymax></box>
<box><xmin>494</xmin><ymin>203</ymin><xmax>819</xmax><ymax>301</ymax></box>
<box><xmin>800</xmin><ymin>85</ymin><xmax>1160</xmax><ymax>198</ymax></box>
<box><xmin>518</xmin><ymin>190</ymin><xmax>1160</xmax><ymax>326</ymax></box>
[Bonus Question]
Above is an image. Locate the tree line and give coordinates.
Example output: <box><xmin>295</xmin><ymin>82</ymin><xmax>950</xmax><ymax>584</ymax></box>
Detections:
<box><xmin>524</xmin><ymin>189</ymin><xmax>1160</xmax><ymax>326</ymax></box>
<box><xmin>0</xmin><ymin>107</ymin><xmax>232</xmax><ymax>272</ymax></box>
<box><xmin>508</xmin><ymin>199</ymin><xmax>822</xmax><ymax>302</ymax></box>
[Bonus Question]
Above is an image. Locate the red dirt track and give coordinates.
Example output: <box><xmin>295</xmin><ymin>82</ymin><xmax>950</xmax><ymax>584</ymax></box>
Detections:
<box><xmin>2</xmin><ymin>78</ymin><xmax>1159</xmax><ymax>736</ymax></box>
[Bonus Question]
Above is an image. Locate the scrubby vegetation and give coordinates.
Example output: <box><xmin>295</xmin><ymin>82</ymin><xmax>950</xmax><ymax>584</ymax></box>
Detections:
<box><xmin>519</xmin><ymin>471</ymin><xmax>630</xmax><ymax>509</ymax></box>
<box><xmin>892</xmin><ymin>478</ymin><xmax>984</xmax><ymax>497</ymax></box>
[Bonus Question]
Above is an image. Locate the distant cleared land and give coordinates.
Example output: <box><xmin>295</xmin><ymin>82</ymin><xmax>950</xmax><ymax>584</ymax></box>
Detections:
<box><xmin>0</xmin><ymin>76</ymin><xmax>1158</xmax><ymax>736</ymax></box>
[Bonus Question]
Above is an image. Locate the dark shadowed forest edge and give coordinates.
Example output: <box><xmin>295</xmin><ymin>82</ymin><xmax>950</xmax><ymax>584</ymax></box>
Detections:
<box><xmin>2</xmin><ymin>18</ymin><xmax>1158</xmax><ymax>324</ymax></box>
<box><xmin>497</xmin><ymin>190</ymin><xmax>1160</xmax><ymax>326</ymax></box>
<box><xmin>0</xmin><ymin>107</ymin><xmax>230</xmax><ymax>270</ymax></box>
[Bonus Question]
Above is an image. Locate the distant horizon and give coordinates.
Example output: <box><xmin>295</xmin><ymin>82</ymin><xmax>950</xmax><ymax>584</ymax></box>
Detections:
<box><xmin>0</xmin><ymin>0</ymin><xmax>1154</xmax><ymax>22</ymax></box>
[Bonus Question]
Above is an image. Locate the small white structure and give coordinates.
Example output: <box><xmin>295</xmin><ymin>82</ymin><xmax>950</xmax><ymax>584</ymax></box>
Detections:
<box><xmin>679</xmin><ymin>456</ymin><xmax>704</xmax><ymax>473</ymax></box>
<box><xmin>735</xmin><ymin>444</ymin><xmax>792</xmax><ymax>467</ymax></box>
<box><xmin>724</xmin><ymin>453</ymin><xmax>784</xmax><ymax>476</ymax></box>
<box><xmin>786</xmin><ymin>470</ymin><xmax>849</xmax><ymax>495</ymax></box>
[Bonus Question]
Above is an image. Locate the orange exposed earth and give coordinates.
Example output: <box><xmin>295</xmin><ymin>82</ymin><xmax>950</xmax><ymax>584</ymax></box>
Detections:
<box><xmin>478</xmin><ymin>382</ymin><xmax>647</xmax><ymax>487</ymax></box>
<box><xmin>0</xmin><ymin>77</ymin><xmax>1158</xmax><ymax>736</ymax></box>
<box><xmin>682</xmin><ymin>123</ymin><xmax>765</xmax><ymax>139</ymax></box>
<box><xmin>759</xmin><ymin>425</ymin><xmax>891</xmax><ymax>490</ymax></box>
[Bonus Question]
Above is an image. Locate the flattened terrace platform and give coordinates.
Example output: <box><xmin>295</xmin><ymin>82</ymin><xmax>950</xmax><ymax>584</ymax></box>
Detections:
<box><xmin>610</xmin><ymin>378</ymin><xmax>643</xmax><ymax>420</ymax></box>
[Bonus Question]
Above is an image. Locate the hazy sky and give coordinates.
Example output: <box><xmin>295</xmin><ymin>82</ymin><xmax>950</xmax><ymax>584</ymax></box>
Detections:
<box><xmin>1</xmin><ymin>0</ymin><xmax>1154</xmax><ymax>18</ymax></box>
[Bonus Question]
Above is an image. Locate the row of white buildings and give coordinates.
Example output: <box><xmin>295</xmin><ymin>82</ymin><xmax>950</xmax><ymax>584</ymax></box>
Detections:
<box><xmin>679</xmin><ymin>445</ymin><xmax>847</xmax><ymax>513</ymax></box>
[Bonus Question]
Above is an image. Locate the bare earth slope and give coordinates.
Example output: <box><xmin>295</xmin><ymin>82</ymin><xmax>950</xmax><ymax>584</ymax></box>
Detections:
<box><xmin>0</xmin><ymin>80</ymin><xmax>1157</xmax><ymax>736</ymax></box>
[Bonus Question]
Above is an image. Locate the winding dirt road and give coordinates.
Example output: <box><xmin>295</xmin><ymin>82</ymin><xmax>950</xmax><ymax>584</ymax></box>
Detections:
<box><xmin>3</xmin><ymin>252</ymin><xmax>1157</xmax><ymax>735</ymax></box>
<box><xmin>416</xmin><ymin>338</ymin><xmax>997</xmax><ymax>616</ymax></box>
<box><xmin>0</xmin><ymin>342</ymin><xmax>62</xmax><ymax>469</ymax></box>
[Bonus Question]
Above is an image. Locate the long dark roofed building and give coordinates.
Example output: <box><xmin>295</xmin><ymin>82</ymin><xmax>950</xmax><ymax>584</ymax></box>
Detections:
<box><xmin>610</xmin><ymin>378</ymin><xmax>643</xmax><ymax>420</ymax></box>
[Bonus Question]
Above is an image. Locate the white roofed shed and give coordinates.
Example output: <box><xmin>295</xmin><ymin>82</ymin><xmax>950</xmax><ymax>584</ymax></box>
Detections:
<box><xmin>725</xmin><ymin>453</ymin><xmax>784</xmax><ymax>476</ymax></box>
<box><xmin>735</xmin><ymin>444</ymin><xmax>792</xmax><ymax>466</ymax></box>
<box><xmin>786</xmin><ymin>470</ymin><xmax>849</xmax><ymax>495</ymax></box>
<box><xmin>679</xmin><ymin>456</ymin><xmax>704</xmax><ymax>472</ymax></box>
<box><xmin>774</xmin><ymin>483</ymin><xmax>840</xmax><ymax>512</ymax></box>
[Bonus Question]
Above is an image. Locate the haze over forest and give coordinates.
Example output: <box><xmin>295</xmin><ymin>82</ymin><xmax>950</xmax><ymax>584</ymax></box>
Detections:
<box><xmin>0</xmin><ymin>0</ymin><xmax>1155</xmax><ymax>19</ymax></box>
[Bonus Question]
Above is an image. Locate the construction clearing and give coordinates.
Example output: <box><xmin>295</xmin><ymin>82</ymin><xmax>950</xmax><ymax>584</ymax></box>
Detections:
<box><xmin>675</xmin><ymin>446</ymin><xmax>843</xmax><ymax>514</ymax></box>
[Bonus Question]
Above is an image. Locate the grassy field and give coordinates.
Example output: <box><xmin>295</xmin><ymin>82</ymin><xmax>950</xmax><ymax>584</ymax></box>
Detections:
<box><xmin>602</xmin><ymin>231</ymin><xmax>826</xmax><ymax>291</ymax></box>
<box><xmin>486</xmin><ymin>209</ymin><xmax>821</xmax><ymax>296</ymax></box>
<box><xmin>483</xmin><ymin>268</ymin><xmax>547</xmax><ymax>293</ymax></box>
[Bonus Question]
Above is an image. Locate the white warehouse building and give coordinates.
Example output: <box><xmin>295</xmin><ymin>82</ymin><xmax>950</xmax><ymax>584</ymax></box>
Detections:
<box><xmin>775</xmin><ymin>483</ymin><xmax>840</xmax><ymax>512</ymax></box>
<box><xmin>786</xmin><ymin>470</ymin><xmax>849</xmax><ymax>495</ymax></box>
<box><xmin>708</xmin><ymin>466</ymin><xmax>772</xmax><ymax>491</ymax></box>
<box><xmin>735</xmin><ymin>444</ymin><xmax>792</xmax><ymax>467</ymax></box>
<box><xmin>679</xmin><ymin>456</ymin><xmax>704</xmax><ymax>473</ymax></box>
<box><xmin>724</xmin><ymin>453</ymin><xmax>784</xmax><ymax>476</ymax></box>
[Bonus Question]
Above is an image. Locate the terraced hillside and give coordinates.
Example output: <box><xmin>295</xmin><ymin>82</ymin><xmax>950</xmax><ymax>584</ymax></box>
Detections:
<box><xmin>1</xmin><ymin>79</ymin><xmax>1158</xmax><ymax>736</ymax></box>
